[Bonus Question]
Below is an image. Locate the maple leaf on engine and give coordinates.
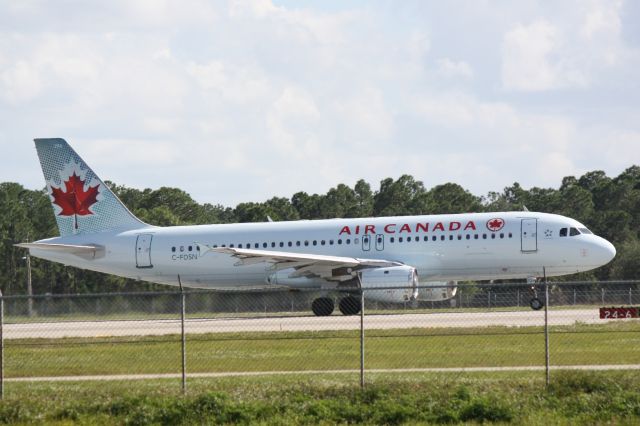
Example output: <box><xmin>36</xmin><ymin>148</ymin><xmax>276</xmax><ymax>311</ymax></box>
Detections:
<box><xmin>51</xmin><ymin>172</ymin><xmax>100</xmax><ymax>217</ymax></box>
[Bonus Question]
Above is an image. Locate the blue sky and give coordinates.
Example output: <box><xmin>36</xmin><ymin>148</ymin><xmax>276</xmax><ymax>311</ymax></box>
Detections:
<box><xmin>1</xmin><ymin>1</ymin><xmax>638</xmax><ymax>206</ymax></box>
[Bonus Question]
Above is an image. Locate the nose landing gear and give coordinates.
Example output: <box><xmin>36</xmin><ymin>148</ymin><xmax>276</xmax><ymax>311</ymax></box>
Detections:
<box><xmin>527</xmin><ymin>277</ymin><xmax>544</xmax><ymax>310</ymax></box>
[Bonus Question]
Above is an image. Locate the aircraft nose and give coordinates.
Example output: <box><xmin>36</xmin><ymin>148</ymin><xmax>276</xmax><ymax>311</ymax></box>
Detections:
<box><xmin>594</xmin><ymin>237</ymin><xmax>616</xmax><ymax>265</ymax></box>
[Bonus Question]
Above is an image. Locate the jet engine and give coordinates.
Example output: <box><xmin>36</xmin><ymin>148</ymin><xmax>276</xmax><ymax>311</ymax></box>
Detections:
<box><xmin>360</xmin><ymin>265</ymin><xmax>419</xmax><ymax>303</ymax></box>
<box><xmin>417</xmin><ymin>281</ymin><xmax>458</xmax><ymax>301</ymax></box>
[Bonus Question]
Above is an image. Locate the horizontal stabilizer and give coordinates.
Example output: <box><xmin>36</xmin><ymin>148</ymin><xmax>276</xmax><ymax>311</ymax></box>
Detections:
<box><xmin>15</xmin><ymin>242</ymin><xmax>105</xmax><ymax>260</ymax></box>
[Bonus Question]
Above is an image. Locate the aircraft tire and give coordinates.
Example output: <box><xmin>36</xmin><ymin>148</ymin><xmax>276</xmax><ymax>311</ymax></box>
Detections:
<box><xmin>311</xmin><ymin>297</ymin><xmax>334</xmax><ymax>316</ymax></box>
<box><xmin>530</xmin><ymin>297</ymin><xmax>544</xmax><ymax>310</ymax></box>
<box><xmin>339</xmin><ymin>296</ymin><xmax>361</xmax><ymax>316</ymax></box>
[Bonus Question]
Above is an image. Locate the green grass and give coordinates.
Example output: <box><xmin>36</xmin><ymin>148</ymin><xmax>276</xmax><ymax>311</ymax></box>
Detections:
<box><xmin>1</xmin><ymin>371</ymin><xmax>640</xmax><ymax>424</ymax></box>
<box><xmin>6</xmin><ymin>321</ymin><xmax>640</xmax><ymax>378</ymax></box>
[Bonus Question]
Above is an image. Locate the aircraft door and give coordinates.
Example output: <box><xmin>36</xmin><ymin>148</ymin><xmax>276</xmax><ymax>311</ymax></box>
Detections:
<box><xmin>136</xmin><ymin>234</ymin><xmax>153</xmax><ymax>268</ymax></box>
<box><xmin>375</xmin><ymin>234</ymin><xmax>385</xmax><ymax>251</ymax></box>
<box><xmin>521</xmin><ymin>219</ymin><xmax>538</xmax><ymax>252</ymax></box>
<box><xmin>362</xmin><ymin>234</ymin><xmax>371</xmax><ymax>251</ymax></box>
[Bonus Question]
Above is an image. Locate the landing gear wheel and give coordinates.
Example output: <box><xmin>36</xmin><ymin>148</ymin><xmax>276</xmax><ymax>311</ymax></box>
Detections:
<box><xmin>339</xmin><ymin>296</ymin><xmax>361</xmax><ymax>316</ymax></box>
<box><xmin>311</xmin><ymin>297</ymin><xmax>334</xmax><ymax>316</ymax></box>
<box><xmin>530</xmin><ymin>297</ymin><xmax>544</xmax><ymax>310</ymax></box>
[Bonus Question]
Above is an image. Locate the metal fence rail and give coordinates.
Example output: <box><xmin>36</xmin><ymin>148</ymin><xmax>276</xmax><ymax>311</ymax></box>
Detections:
<box><xmin>0</xmin><ymin>280</ymin><xmax>638</xmax><ymax>395</ymax></box>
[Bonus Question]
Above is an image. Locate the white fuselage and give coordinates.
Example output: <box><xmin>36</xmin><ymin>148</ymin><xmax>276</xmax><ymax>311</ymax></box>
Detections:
<box><xmin>30</xmin><ymin>211</ymin><xmax>616</xmax><ymax>290</ymax></box>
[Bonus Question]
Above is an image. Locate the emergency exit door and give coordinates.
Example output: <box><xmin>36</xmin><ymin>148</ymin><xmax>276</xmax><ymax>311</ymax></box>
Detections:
<box><xmin>136</xmin><ymin>234</ymin><xmax>153</xmax><ymax>268</ymax></box>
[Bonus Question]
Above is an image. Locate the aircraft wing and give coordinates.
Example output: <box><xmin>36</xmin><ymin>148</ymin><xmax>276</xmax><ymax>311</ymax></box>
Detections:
<box><xmin>197</xmin><ymin>244</ymin><xmax>401</xmax><ymax>281</ymax></box>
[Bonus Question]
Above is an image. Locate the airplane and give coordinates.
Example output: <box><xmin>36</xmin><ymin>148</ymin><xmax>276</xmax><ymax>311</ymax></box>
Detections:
<box><xmin>16</xmin><ymin>138</ymin><xmax>616</xmax><ymax>316</ymax></box>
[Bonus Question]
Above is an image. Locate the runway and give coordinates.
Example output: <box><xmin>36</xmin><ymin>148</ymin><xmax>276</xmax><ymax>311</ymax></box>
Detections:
<box><xmin>4</xmin><ymin>308</ymin><xmax>629</xmax><ymax>339</ymax></box>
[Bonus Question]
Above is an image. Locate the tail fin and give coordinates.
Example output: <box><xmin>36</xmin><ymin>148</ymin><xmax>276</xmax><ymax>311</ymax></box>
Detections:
<box><xmin>34</xmin><ymin>138</ymin><xmax>148</xmax><ymax>236</ymax></box>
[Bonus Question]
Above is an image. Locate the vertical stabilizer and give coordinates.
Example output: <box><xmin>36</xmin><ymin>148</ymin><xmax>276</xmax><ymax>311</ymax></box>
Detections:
<box><xmin>34</xmin><ymin>138</ymin><xmax>148</xmax><ymax>236</ymax></box>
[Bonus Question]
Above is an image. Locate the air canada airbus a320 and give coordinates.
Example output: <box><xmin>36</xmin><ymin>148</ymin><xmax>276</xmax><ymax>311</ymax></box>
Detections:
<box><xmin>17</xmin><ymin>139</ymin><xmax>616</xmax><ymax>316</ymax></box>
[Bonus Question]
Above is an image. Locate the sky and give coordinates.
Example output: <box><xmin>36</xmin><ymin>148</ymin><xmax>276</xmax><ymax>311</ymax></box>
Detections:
<box><xmin>1</xmin><ymin>0</ymin><xmax>639</xmax><ymax>206</ymax></box>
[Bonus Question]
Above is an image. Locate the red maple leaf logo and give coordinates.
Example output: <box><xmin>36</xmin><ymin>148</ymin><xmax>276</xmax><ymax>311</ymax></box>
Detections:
<box><xmin>486</xmin><ymin>218</ymin><xmax>505</xmax><ymax>232</ymax></box>
<box><xmin>50</xmin><ymin>172</ymin><xmax>100</xmax><ymax>229</ymax></box>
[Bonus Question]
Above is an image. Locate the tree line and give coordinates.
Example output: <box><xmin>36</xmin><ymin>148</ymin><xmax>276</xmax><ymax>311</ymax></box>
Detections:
<box><xmin>0</xmin><ymin>166</ymin><xmax>639</xmax><ymax>295</ymax></box>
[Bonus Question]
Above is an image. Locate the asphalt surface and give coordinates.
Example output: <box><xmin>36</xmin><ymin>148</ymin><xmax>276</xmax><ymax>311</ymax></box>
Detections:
<box><xmin>4</xmin><ymin>308</ymin><xmax>622</xmax><ymax>339</ymax></box>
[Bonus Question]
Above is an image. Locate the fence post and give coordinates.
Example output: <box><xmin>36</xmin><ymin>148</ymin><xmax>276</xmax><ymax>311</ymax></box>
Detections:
<box><xmin>601</xmin><ymin>288</ymin><xmax>605</xmax><ymax>305</ymax></box>
<box><xmin>544</xmin><ymin>269</ymin><xmax>550</xmax><ymax>387</ymax></box>
<box><xmin>630</xmin><ymin>288</ymin><xmax>632</xmax><ymax>306</ymax></box>
<box><xmin>178</xmin><ymin>276</ymin><xmax>187</xmax><ymax>395</ymax></box>
<box><xmin>0</xmin><ymin>289</ymin><xmax>3</xmax><ymax>400</ymax></box>
<box><xmin>487</xmin><ymin>291</ymin><xmax>491</xmax><ymax>309</ymax></box>
<box><xmin>360</xmin><ymin>288</ymin><xmax>365</xmax><ymax>388</ymax></box>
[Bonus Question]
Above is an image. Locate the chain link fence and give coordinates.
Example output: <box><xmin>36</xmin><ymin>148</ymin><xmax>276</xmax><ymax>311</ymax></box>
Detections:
<box><xmin>0</xmin><ymin>280</ymin><xmax>638</xmax><ymax>394</ymax></box>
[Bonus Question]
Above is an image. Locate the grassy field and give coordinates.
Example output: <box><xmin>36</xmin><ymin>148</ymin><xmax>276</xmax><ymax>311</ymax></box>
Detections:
<box><xmin>6</xmin><ymin>321</ymin><xmax>640</xmax><ymax>378</ymax></box>
<box><xmin>1</xmin><ymin>371</ymin><xmax>640</xmax><ymax>424</ymax></box>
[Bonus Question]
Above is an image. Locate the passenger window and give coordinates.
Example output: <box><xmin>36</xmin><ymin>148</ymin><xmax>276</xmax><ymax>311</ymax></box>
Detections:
<box><xmin>271</xmin><ymin>242</ymin><xmax>276</xmax><ymax>248</ymax></box>
<box><xmin>500</xmin><ymin>233</ymin><xmax>504</xmax><ymax>239</ymax></box>
<box><xmin>432</xmin><ymin>236</ymin><xmax>437</xmax><ymax>241</ymax></box>
<box><xmin>482</xmin><ymin>234</ymin><xmax>487</xmax><ymax>239</ymax></box>
<box><xmin>508</xmin><ymin>233</ymin><xmax>513</xmax><ymax>238</ymax></box>
<box><xmin>337</xmin><ymin>239</ymin><xmax>342</xmax><ymax>245</ymax></box>
<box><xmin>171</xmin><ymin>247</ymin><xmax>176</xmax><ymax>252</ymax></box>
<box><xmin>296</xmin><ymin>241</ymin><xmax>301</xmax><ymax>246</ymax></box>
<box><xmin>279</xmin><ymin>242</ymin><xmax>284</xmax><ymax>247</ymax></box>
<box><xmin>304</xmin><ymin>241</ymin><xmax>309</xmax><ymax>246</ymax></box>
<box><xmin>180</xmin><ymin>246</ymin><xmax>184</xmax><ymax>252</ymax></box>
<box><xmin>390</xmin><ymin>237</ymin><xmax>395</xmax><ymax>243</ymax></box>
<box><xmin>313</xmin><ymin>240</ymin><xmax>317</xmax><ymax>246</ymax></box>
<box><xmin>457</xmin><ymin>235</ymin><xmax>462</xmax><ymax>240</ymax></box>
<box><xmin>407</xmin><ymin>236</ymin><xmax>412</xmax><ymax>242</ymax></box>
<box><xmin>329</xmin><ymin>240</ymin><xmax>334</xmax><ymax>245</ymax></box>
<box><xmin>288</xmin><ymin>242</ymin><xmax>292</xmax><ymax>247</ymax></box>
<box><xmin>570</xmin><ymin>227</ymin><xmax>580</xmax><ymax>236</ymax></box>
<box><xmin>399</xmin><ymin>237</ymin><xmax>403</xmax><ymax>243</ymax></box>
<box><xmin>491</xmin><ymin>234</ymin><xmax>496</xmax><ymax>239</ymax></box>
<box><xmin>346</xmin><ymin>239</ymin><xmax>351</xmax><ymax>244</ymax></box>
<box><xmin>229</xmin><ymin>244</ymin><xmax>234</xmax><ymax>248</ymax></box>
<box><xmin>321</xmin><ymin>240</ymin><xmax>326</xmax><ymax>245</ymax></box>
<box><xmin>238</xmin><ymin>244</ymin><xmax>242</xmax><ymax>248</ymax></box>
<box><xmin>449</xmin><ymin>235</ymin><xmax>453</xmax><ymax>240</ymax></box>
<box><xmin>474</xmin><ymin>234</ymin><xmax>479</xmax><ymax>239</ymax></box>
<box><xmin>424</xmin><ymin>236</ymin><xmax>428</xmax><ymax>242</ymax></box>
<box><xmin>263</xmin><ymin>242</ymin><xmax>267</xmax><ymax>248</ymax></box>
<box><xmin>466</xmin><ymin>235</ymin><xmax>471</xmax><ymax>240</ymax></box>
<box><xmin>559</xmin><ymin>228</ymin><xmax>568</xmax><ymax>237</ymax></box>
<box><xmin>440</xmin><ymin>235</ymin><xmax>445</xmax><ymax>241</ymax></box>
<box><xmin>255</xmin><ymin>243</ymin><xmax>259</xmax><ymax>248</ymax></box>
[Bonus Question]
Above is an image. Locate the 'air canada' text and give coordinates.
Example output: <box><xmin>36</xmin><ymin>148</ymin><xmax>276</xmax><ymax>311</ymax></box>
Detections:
<box><xmin>338</xmin><ymin>221</ymin><xmax>479</xmax><ymax>235</ymax></box>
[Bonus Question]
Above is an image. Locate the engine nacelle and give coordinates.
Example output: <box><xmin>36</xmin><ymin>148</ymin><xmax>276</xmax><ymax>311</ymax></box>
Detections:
<box><xmin>417</xmin><ymin>281</ymin><xmax>458</xmax><ymax>301</ymax></box>
<box><xmin>360</xmin><ymin>266</ymin><xmax>418</xmax><ymax>303</ymax></box>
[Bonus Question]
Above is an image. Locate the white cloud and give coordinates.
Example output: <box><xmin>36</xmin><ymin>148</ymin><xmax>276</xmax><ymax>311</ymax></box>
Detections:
<box><xmin>1</xmin><ymin>60</ymin><xmax>42</xmax><ymax>103</ymax></box>
<box><xmin>436</xmin><ymin>58</ymin><xmax>473</xmax><ymax>79</ymax></box>
<box><xmin>502</xmin><ymin>20</ymin><xmax>587</xmax><ymax>91</ymax></box>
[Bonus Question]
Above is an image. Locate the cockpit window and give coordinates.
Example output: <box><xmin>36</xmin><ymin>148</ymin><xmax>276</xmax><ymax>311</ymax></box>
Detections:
<box><xmin>559</xmin><ymin>228</ymin><xmax>568</xmax><ymax>237</ymax></box>
<box><xmin>579</xmin><ymin>227</ymin><xmax>593</xmax><ymax>235</ymax></box>
<box><xmin>569</xmin><ymin>227</ymin><xmax>581</xmax><ymax>236</ymax></box>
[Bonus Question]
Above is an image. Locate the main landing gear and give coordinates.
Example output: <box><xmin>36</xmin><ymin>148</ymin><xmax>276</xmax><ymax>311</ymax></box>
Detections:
<box><xmin>527</xmin><ymin>277</ymin><xmax>544</xmax><ymax>310</ymax></box>
<box><xmin>311</xmin><ymin>295</ymin><xmax>362</xmax><ymax>316</ymax></box>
